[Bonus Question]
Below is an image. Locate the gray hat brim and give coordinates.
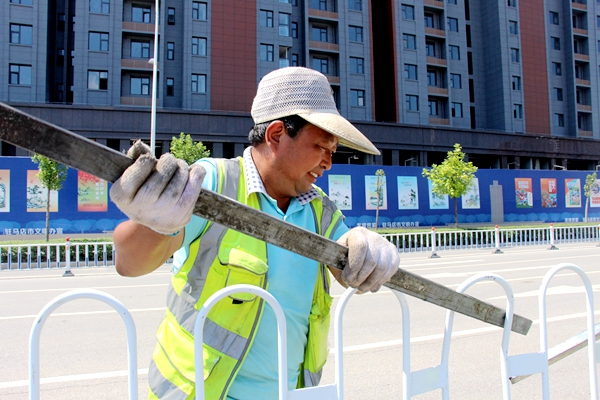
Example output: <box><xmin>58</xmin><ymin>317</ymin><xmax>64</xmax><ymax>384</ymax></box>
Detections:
<box><xmin>297</xmin><ymin>111</ymin><xmax>380</xmax><ymax>155</ymax></box>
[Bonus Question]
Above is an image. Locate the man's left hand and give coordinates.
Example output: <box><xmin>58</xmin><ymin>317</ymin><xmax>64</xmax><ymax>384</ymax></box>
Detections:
<box><xmin>336</xmin><ymin>227</ymin><xmax>400</xmax><ymax>293</ymax></box>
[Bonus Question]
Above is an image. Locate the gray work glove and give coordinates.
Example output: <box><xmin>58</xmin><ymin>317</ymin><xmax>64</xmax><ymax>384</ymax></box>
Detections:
<box><xmin>337</xmin><ymin>227</ymin><xmax>400</xmax><ymax>293</ymax></box>
<box><xmin>110</xmin><ymin>141</ymin><xmax>205</xmax><ymax>235</ymax></box>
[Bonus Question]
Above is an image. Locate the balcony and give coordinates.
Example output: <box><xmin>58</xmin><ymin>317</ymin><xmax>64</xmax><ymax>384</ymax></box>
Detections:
<box><xmin>574</xmin><ymin>53</ymin><xmax>589</xmax><ymax>61</ymax></box>
<box><xmin>121</xmin><ymin>59</ymin><xmax>157</xmax><ymax>70</ymax></box>
<box><xmin>578</xmin><ymin>130</ymin><xmax>593</xmax><ymax>137</ymax></box>
<box><xmin>122</xmin><ymin>21</ymin><xmax>156</xmax><ymax>34</ymax></box>
<box><xmin>309</xmin><ymin>41</ymin><xmax>339</xmax><ymax>52</ymax></box>
<box><xmin>572</xmin><ymin>2</ymin><xmax>587</xmax><ymax>10</ymax></box>
<box><xmin>424</xmin><ymin>0</ymin><xmax>444</xmax><ymax>8</ymax></box>
<box><xmin>572</xmin><ymin>28</ymin><xmax>588</xmax><ymax>36</ymax></box>
<box><xmin>576</xmin><ymin>78</ymin><xmax>591</xmax><ymax>86</ymax></box>
<box><xmin>577</xmin><ymin>104</ymin><xmax>592</xmax><ymax>112</ymax></box>
<box><xmin>429</xmin><ymin>117</ymin><xmax>450</xmax><ymax>125</ymax></box>
<box><xmin>425</xmin><ymin>27</ymin><xmax>445</xmax><ymax>37</ymax></box>
<box><xmin>120</xmin><ymin>97</ymin><xmax>152</xmax><ymax>106</ymax></box>
<box><xmin>326</xmin><ymin>75</ymin><xmax>340</xmax><ymax>85</ymax></box>
<box><xmin>426</xmin><ymin>56</ymin><xmax>447</xmax><ymax>66</ymax></box>
<box><xmin>308</xmin><ymin>8</ymin><xmax>338</xmax><ymax>21</ymax></box>
<box><xmin>428</xmin><ymin>87</ymin><xmax>448</xmax><ymax>96</ymax></box>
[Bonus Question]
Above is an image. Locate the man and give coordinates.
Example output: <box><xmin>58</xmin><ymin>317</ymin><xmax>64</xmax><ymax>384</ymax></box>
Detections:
<box><xmin>111</xmin><ymin>67</ymin><xmax>400</xmax><ymax>399</ymax></box>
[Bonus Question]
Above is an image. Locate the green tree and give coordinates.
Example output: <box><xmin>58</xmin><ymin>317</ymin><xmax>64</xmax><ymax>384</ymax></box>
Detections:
<box><xmin>422</xmin><ymin>143</ymin><xmax>478</xmax><ymax>228</ymax></box>
<box><xmin>584</xmin><ymin>172</ymin><xmax>597</xmax><ymax>222</ymax></box>
<box><xmin>32</xmin><ymin>155</ymin><xmax>68</xmax><ymax>242</ymax></box>
<box><xmin>170</xmin><ymin>133</ymin><xmax>210</xmax><ymax>165</ymax></box>
<box><xmin>375</xmin><ymin>169</ymin><xmax>385</xmax><ymax>228</ymax></box>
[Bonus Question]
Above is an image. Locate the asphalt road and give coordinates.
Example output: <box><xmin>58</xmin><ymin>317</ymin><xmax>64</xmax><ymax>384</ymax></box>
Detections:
<box><xmin>1</xmin><ymin>242</ymin><xmax>599</xmax><ymax>399</ymax></box>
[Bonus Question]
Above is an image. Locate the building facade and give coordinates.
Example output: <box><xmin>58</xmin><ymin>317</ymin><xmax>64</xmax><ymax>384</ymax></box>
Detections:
<box><xmin>2</xmin><ymin>0</ymin><xmax>600</xmax><ymax>170</ymax></box>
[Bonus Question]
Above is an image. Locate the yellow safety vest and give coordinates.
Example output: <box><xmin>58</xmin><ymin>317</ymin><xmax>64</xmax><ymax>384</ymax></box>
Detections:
<box><xmin>148</xmin><ymin>157</ymin><xmax>344</xmax><ymax>400</ymax></box>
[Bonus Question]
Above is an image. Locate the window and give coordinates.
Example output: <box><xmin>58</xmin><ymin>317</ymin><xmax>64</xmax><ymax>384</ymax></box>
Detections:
<box><xmin>426</xmin><ymin>41</ymin><xmax>436</xmax><ymax>57</ymax></box>
<box><xmin>553</xmin><ymin>62</ymin><xmax>562</xmax><ymax>75</ymax></box>
<box><xmin>349</xmin><ymin>26</ymin><xmax>363</xmax><ymax>42</ymax></box>
<box><xmin>549</xmin><ymin>11</ymin><xmax>559</xmax><ymax>25</ymax></box>
<box><xmin>56</xmin><ymin>48</ymin><xmax>65</xmax><ymax>66</ymax></box>
<box><xmin>350</xmin><ymin>57</ymin><xmax>365</xmax><ymax>74</ymax></box>
<box><xmin>447</xmin><ymin>17</ymin><xmax>458</xmax><ymax>32</ymax></box>
<box><xmin>131</xmin><ymin>76</ymin><xmax>150</xmax><ymax>95</ymax></box>
<box><xmin>554</xmin><ymin>87</ymin><xmax>563</xmax><ymax>101</ymax></box>
<box><xmin>192</xmin><ymin>37</ymin><xmax>207</xmax><ymax>56</ymax></box>
<box><xmin>291</xmin><ymin>53</ymin><xmax>299</xmax><ymax>66</ymax></box>
<box><xmin>428</xmin><ymin>100</ymin><xmax>439</xmax><ymax>116</ymax></box>
<box><xmin>280</xmin><ymin>0</ymin><xmax>289</xmax><ymax>3</ymax></box>
<box><xmin>424</xmin><ymin>13</ymin><xmax>434</xmax><ymax>28</ymax></box>
<box><xmin>10</xmin><ymin>0</ymin><xmax>33</xmax><ymax>4</ymax></box>
<box><xmin>402</xmin><ymin>5</ymin><xmax>414</xmax><ymax>20</ymax></box>
<box><xmin>512</xmin><ymin>76</ymin><xmax>521</xmax><ymax>90</ymax></box>
<box><xmin>509</xmin><ymin>20</ymin><xmax>518</xmax><ymax>35</ymax></box>
<box><xmin>312</xmin><ymin>0</ymin><xmax>327</xmax><ymax>10</ymax></box>
<box><xmin>167</xmin><ymin>42</ymin><xmax>174</xmax><ymax>60</ymax></box>
<box><xmin>508</xmin><ymin>0</ymin><xmax>516</xmax><ymax>6</ymax></box>
<box><xmin>90</xmin><ymin>0</ymin><xmax>109</xmax><ymax>14</ymax></box>
<box><xmin>510</xmin><ymin>48</ymin><xmax>520</xmax><ymax>62</ymax></box>
<box><xmin>9</xmin><ymin>64</ymin><xmax>32</xmax><ymax>85</ymax></box>
<box><xmin>427</xmin><ymin>70</ymin><xmax>437</xmax><ymax>86</ymax></box>
<box><xmin>260</xmin><ymin>44</ymin><xmax>274</xmax><ymax>61</ymax></box>
<box><xmin>88</xmin><ymin>70</ymin><xmax>108</xmax><ymax>90</ymax></box>
<box><xmin>312</xmin><ymin>26</ymin><xmax>327</xmax><ymax>41</ymax></box>
<box><xmin>348</xmin><ymin>0</ymin><xmax>362</xmax><ymax>11</ymax></box>
<box><xmin>551</xmin><ymin>37</ymin><xmax>560</xmax><ymax>50</ymax></box>
<box><xmin>291</xmin><ymin>22</ymin><xmax>298</xmax><ymax>38</ymax></box>
<box><xmin>10</xmin><ymin>24</ymin><xmax>33</xmax><ymax>45</ymax></box>
<box><xmin>279</xmin><ymin>13</ymin><xmax>290</xmax><ymax>36</ymax></box>
<box><xmin>166</xmin><ymin>77</ymin><xmax>174</xmax><ymax>96</ymax></box>
<box><xmin>406</xmin><ymin>95</ymin><xmax>419</xmax><ymax>111</ymax></box>
<box><xmin>132</xmin><ymin>5</ymin><xmax>151</xmax><ymax>23</ymax></box>
<box><xmin>191</xmin><ymin>74</ymin><xmax>206</xmax><ymax>93</ymax></box>
<box><xmin>89</xmin><ymin>32</ymin><xmax>109</xmax><ymax>51</ymax></box>
<box><xmin>404</xmin><ymin>64</ymin><xmax>417</xmax><ymax>80</ymax></box>
<box><xmin>448</xmin><ymin>0</ymin><xmax>457</xmax><ymax>4</ymax></box>
<box><xmin>513</xmin><ymin>104</ymin><xmax>523</xmax><ymax>119</ymax></box>
<box><xmin>450</xmin><ymin>73</ymin><xmax>461</xmax><ymax>88</ymax></box>
<box><xmin>598</xmin><ymin>15</ymin><xmax>600</xmax><ymax>29</ymax></box>
<box><xmin>131</xmin><ymin>40</ymin><xmax>150</xmax><ymax>58</ymax></box>
<box><xmin>351</xmin><ymin>89</ymin><xmax>365</xmax><ymax>106</ymax></box>
<box><xmin>403</xmin><ymin>34</ymin><xmax>416</xmax><ymax>50</ymax></box>
<box><xmin>167</xmin><ymin>7</ymin><xmax>175</xmax><ymax>24</ymax></box>
<box><xmin>292</xmin><ymin>0</ymin><xmax>298</xmax><ymax>5</ymax></box>
<box><xmin>554</xmin><ymin>113</ymin><xmax>565</xmax><ymax>127</ymax></box>
<box><xmin>449</xmin><ymin>45</ymin><xmax>460</xmax><ymax>60</ymax></box>
<box><xmin>598</xmin><ymin>40</ymin><xmax>600</xmax><ymax>53</ymax></box>
<box><xmin>192</xmin><ymin>2</ymin><xmax>207</xmax><ymax>20</ymax></box>
<box><xmin>260</xmin><ymin>10</ymin><xmax>273</xmax><ymax>27</ymax></box>
<box><xmin>452</xmin><ymin>102</ymin><xmax>463</xmax><ymax>117</ymax></box>
<box><xmin>312</xmin><ymin>57</ymin><xmax>328</xmax><ymax>74</ymax></box>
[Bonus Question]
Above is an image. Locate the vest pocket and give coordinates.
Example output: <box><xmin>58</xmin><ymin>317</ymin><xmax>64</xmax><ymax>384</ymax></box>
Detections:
<box><xmin>304</xmin><ymin>290</ymin><xmax>333</xmax><ymax>373</ymax></box>
<box><xmin>218</xmin><ymin>246</ymin><xmax>268</xmax><ymax>302</ymax></box>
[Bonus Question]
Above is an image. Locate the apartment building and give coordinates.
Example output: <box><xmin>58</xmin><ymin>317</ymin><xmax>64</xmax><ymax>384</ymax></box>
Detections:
<box><xmin>2</xmin><ymin>0</ymin><xmax>600</xmax><ymax>169</ymax></box>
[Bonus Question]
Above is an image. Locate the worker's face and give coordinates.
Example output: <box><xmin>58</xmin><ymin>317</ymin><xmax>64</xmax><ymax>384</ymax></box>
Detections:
<box><xmin>276</xmin><ymin>123</ymin><xmax>338</xmax><ymax>197</ymax></box>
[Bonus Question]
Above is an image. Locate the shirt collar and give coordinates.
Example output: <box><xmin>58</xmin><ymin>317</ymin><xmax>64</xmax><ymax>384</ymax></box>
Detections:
<box><xmin>243</xmin><ymin>147</ymin><xmax>321</xmax><ymax>205</ymax></box>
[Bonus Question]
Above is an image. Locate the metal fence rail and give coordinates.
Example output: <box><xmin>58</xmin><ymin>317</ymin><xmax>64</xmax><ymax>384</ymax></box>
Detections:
<box><xmin>0</xmin><ymin>242</ymin><xmax>115</xmax><ymax>270</ymax></box>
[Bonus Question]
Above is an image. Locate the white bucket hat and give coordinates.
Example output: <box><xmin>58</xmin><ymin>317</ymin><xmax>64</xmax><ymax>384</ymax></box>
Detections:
<box><xmin>251</xmin><ymin>67</ymin><xmax>380</xmax><ymax>155</ymax></box>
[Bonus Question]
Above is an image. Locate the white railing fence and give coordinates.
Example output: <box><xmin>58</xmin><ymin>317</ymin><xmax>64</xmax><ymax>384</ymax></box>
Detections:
<box><xmin>28</xmin><ymin>264</ymin><xmax>600</xmax><ymax>399</ymax></box>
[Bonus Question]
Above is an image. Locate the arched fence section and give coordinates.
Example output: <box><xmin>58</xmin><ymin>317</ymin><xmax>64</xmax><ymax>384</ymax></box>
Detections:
<box><xmin>28</xmin><ymin>265</ymin><xmax>600</xmax><ymax>399</ymax></box>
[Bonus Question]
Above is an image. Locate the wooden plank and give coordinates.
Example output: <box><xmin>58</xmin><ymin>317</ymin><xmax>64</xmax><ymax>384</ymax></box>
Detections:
<box><xmin>0</xmin><ymin>102</ymin><xmax>532</xmax><ymax>335</ymax></box>
<box><xmin>510</xmin><ymin>323</ymin><xmax>600</xmax><ymax>384</ymax></box>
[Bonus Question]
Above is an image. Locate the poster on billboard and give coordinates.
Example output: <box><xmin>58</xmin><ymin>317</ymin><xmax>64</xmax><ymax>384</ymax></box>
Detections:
<box><xmin>590</xmin><ymin>179</ymin><xmax>600</xmax><ymax>208</ymax></box>
<box><xmin>365</xmin><ymin>175</ymin><xmax>387</xmax><ymax>210</ymax></box>
<box><xmin>328</xmin><ymin>175</ymin><xmax>352</xmax><ymax>210</ymax></box>
<box><xmin>427</xmin><ymin>179</ymin><xmax>449</xmax><ymax>209</ymax></box>
<box><xmin>397</xmin><ymin>176</ymin><xmax>418</xmax><ymax>209</ymax></box>
<box><xmin>0</xmin><ymin>170</ymin><xmax>10</xmax><ymax>212</ymax></box>
<box><xmin>565</xmin><ymin>178</ymin><xmax>581</xmax><ymax>208</ymax></box>
<box><xmin>77</xmin><ymin>171</ymin><xmax>108</xmax><ymax>212</ymax></box>
<box><xmin>27</xmin><ymin>170</ymin><xmax>58</xmax><ymax>212</ymax></box>
<box><xmin>515</xmin><ymin>178</ymin><xmax>533</xmax><ymax>208</ymax></box>
<box><xmin>540</xmin><ymin>178</ymin><xmax>557</xmax><ymax>208</ymax></box>
<box><xmin>461</xmin><ymin>177</ymin><xmax>480</xmax><ymax>209</ymax></box>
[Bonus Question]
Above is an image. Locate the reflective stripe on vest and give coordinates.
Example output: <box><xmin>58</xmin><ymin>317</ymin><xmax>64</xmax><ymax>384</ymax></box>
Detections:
<box><xmin>148</xmin><ymin>157</ymin><xmax>343</xmax><ymax>399</ymax></box>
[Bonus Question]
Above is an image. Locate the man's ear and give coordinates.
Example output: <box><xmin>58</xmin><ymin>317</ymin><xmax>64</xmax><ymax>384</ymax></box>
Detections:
<box><xmin>264</xmin><ymin>120</ymin><xmax>286</xmax><ymax>150</ymax></box>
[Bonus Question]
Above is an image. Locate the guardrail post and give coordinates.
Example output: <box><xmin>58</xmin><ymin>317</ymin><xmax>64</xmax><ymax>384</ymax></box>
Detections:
<box><xmin>63</xmin><ymin>237</ymin><xmax>74</xmax><ymax>277</ymax></box>
<box><xmin>548</xmin><ymin>224</ymin><xmax>558</xmax><ymax>251</ymax></box>
<box><xmin>597</xmin><ymin>223</ymin><xmax>600</xmax><ymax>247</ymax></box>
<box><xmin>430</xmin><ymin>227</ymin><xmax>440</xmax><ymax>258</ymax></box>
<box><xmin>492</xmin><ymin>225</ymin><xmax>503</xmax><ymax>254</ymax></box>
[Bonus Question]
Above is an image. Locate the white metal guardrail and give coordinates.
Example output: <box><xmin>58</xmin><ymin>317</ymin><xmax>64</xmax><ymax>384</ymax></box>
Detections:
<box><xmin>3</xmin><ymin>224</ymin><xmax>600</xmax><ymax>271</ymax></box>
<box><xmin>28</xmin><ymin>265</ymin><xmax>600</xmax><ymax>399</ymax></box>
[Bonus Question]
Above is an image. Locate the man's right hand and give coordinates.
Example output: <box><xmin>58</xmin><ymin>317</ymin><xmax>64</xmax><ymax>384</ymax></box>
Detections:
<box><xmin>110</xmin><ymin>141</ymin><xmax>205</xmax><ymax>235</ymax></box>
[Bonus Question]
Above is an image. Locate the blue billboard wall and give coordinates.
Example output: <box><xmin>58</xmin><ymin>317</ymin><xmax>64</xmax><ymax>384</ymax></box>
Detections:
<box><xmin>0</xmin><ymin>156</ymin><xmax>599</xmax><ymax>236</ymax></box>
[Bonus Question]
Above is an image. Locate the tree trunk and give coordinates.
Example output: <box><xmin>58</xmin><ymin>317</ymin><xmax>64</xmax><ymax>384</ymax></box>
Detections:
<box><xmin>45</xmin><ymin>189</ymin><xmax>50</xmax><ymax>242</ymax></box>
<box><xmin>454</xmin><ymin>197</ymin><xmax>459</xmax><ymax>229</ymax></box>
<box><xmin>585</xmin><ymin>197</ymin><xmax>589</xmax><ymax>222</ymax></box>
